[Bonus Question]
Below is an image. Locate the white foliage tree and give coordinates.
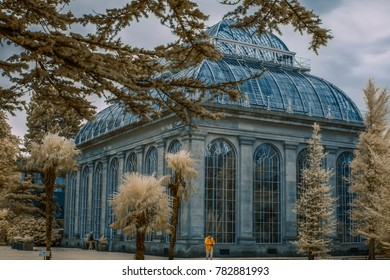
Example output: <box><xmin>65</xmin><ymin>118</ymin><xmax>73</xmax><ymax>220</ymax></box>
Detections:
<box><xmin>111</xmin><ymin>172</ymin><xmax>171</xmax><ymax>260</ymax></box>
<box><xmin>349</xmin><ymin>79</ymin><xmax>390</xmax><ymax>259</ymax></box>
<box><xmin>294</xmin><ymin>123</ymin><xmax>336</xmax><ymax>260</ymax></box>
<box><xmin>165</xmin><ymin>150</ymin><xmax>197</xmax><ymax>259</ymax></box>
<box><xmin>27</xmin><ymin>133</ymin><xmax>79</xmax><ymax>260</ymax></box>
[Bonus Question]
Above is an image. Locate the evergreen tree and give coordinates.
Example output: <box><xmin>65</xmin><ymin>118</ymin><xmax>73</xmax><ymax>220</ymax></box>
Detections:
<box><xmin>1</xmin><ymin>0</ymin><xmax>332</xmax><ymax>123</ymax></box>
<box><xmin>0</xmin><ymin>111</ymin><xmax>20</xmax><ymax>208</ymax></box>
<box><xmin>27</xmin><ymin>133</ymin><xmax>79</xmax><ymax>260</ymax></box>
<box><xmin>3</xmin><ymin>173</ymin><xmax>44</xmax><ymax>218</ymax></box>
<box><xmin>0</xmin><ymin>112</ymin><xmax>46</xmax><ymax>244</ymax></box>
<box><xmin>24</xmin><ymin>86</ymin><xmax>83</xmax><ymax>148</ymax></box>
<box><xmin>165</xmin><ymin>150</ymin><xmax>197</xmax><ymax>260</ymax></box>
<box><xmin>294</xmin><ymin>123</ymin><xmax>336</xmax><ymax>260</ymax></box>
<box><xmin>349</xmin><ymin>79</ymin><xmax>390</xmax><ymax>259</ymax></box>
<box><xmin>111</xmin><ymin>173</ymin><xmax>171</xmax><ymax>260</ymax></box>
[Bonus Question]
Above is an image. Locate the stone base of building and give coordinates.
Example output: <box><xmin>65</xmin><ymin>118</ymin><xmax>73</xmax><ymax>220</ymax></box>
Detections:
<box><xmin>61</xmin><ymin>237</ymin><xmax>367</xmax><ymax>258</ymax></box>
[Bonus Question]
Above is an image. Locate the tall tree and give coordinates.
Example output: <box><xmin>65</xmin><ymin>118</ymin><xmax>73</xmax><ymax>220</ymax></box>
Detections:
<box><xmin>294</xmin><ymin>123</ymin><xmax>336</xmax><ymax>260</ymax></box>
<box><xmin>23</xmin><ymin>86</ymin><xmax>83</xmax><ymax>228</ymax></box>
<box><xmin>0</xmin><ymin>112</ymin><xmax>45</xmax><ymax>244</ymax></box>
<box><xmin>349</xmin><ymin>79</ymin><xmax>390</xmax><ymax>260</ymax></box>
<box><xmin>165</xmin><ymin>150</ymin><xmax>197</xmax><ymax>260</ymax></box>
<box><xmin>0</xmin><ymin>111</ymin><xmax>20</xmax><ymax>207</ymax></box>
<box><xmin>111</xmin><ymin>172</ymin><xmax>171</xmax><ymax>260</ymax></box>
<box><xmin>1</xmin><ymin>0</ymin><xmax>332</xmax><ymax>123</ymax></box>
<box><xmin>26</xmin><ymin>133</ymin><xmax>79</xmax><ymax>260</ymax></box>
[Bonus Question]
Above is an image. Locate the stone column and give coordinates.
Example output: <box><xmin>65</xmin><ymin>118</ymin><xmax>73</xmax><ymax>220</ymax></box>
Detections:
<box><xmin>73</xmin><ymin>168</ymin><xmax>81</xmax><ymax>238</ymax></box>
<box><xmin>117</xmin><ymin>151</ymin><xmax>125</xmax><ymax>177</ymax></box>
<box><xmin>114</xmin><ymin>152</ymin><xmax>125</xmax><ymax>240</ymax></box>
<box><xmin>100</xmin><ymin>157</ymin><xmax>108</xmax><ymax>236</ymax></box>
<box><xmin>87</xmin><ymin>162</ymin><xmax>94</xmax><ymax>233</ymax></box>
<box><xmin>135</xmin><ymin>146</ymin><xmax>144</xmax><ymax>174</ymax></box>
<box><xmin>186</xmin><ymin>131</ymin><xmax>206</xmax><ymax>241</ymax></box>
<box><xmin>156</xmin><ymin>140</ymin><xmax>166</xmax><ymax>178</ymax></box>
<box><xmin>238</xmin><ymin>136</ymin><xmax>255</xmax><ymax>244</ymax></box>
<box><xmin>284</xmin><ymin>142</ymin><xmax>298</xmax><ymax>240</ymax></box>
<box><xmin>178</xmin><ymin>132</ymin><xmax>191</xmax><ymax>238</ymax></box>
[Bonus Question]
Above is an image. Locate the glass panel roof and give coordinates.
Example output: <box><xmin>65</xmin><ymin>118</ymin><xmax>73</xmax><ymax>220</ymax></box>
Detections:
<box><xmin>206</xmin><ymin>19</ymin><xmax>289</xmax><ymax>51</ymax></box>
<box><xmin>75</xmin><ymin>19</ymin><xmax>363</xmax><ymax>145</ymax></box>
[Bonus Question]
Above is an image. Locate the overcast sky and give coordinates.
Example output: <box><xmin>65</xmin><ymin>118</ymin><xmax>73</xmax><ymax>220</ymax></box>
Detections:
<box><xmin>7</xmin><ymin>0</ymin><xmax>390</xmax><ymax>138</ymax></box>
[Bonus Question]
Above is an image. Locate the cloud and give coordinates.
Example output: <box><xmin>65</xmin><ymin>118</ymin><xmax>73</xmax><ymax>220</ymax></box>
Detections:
<box><xmin>300</xmin><ymin>0</ymin><xmax>344</xmax><ymax>14</ymax></box>
<box><xmin>280</xmin><ymin>0</ymin><xmax>390</xmax><ymax>112</ymax></box>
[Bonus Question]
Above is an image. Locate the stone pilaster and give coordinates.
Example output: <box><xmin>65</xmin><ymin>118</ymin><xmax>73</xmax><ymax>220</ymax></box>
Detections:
<box><xmin>186</xmin><ymin>131</ymin><xmax>206</xmax><ymax>240</ymax></box>
<box><xmin>238</xmin><ymin>136</ymin><xmax>255</xmax><ymax>244</ymax></box>
<box><xmin>284</xmin><ymin>142</ymin><xmax>298</xmax><ymax>240</ymax></box>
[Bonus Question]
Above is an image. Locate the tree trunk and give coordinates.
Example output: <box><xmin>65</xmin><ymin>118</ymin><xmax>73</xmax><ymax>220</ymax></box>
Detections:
<box><xmin>368</xmin><ymin>238</ymin><xmax>376</xmax><ymax>260</ymax></box>
<box><xmin>43</xmin><ymin>169</ymin><xmax>56</xmax><ymax>260</ymax></box>
<box><xmin>135</xmin><ymin>228</ymin><xmax>146</xmax><ymax>260</ymax></box>
<box><xmin>169</xmin><ymin>192</ymin><xmax>180</xmax><ymax>260</ymax></box>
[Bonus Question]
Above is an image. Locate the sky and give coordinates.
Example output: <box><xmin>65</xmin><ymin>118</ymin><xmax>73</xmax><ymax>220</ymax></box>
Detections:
<box><xmin>6</xmin><ymin>0</ymin><xmax>390</xmax><ymax>138</ymax></box>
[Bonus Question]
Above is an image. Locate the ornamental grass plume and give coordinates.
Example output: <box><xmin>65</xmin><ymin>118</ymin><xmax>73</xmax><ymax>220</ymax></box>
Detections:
<box><xmin>27</xmin><ymin>133</ymin><xmax>79</xmax><ymax>260</ymax></box>
<box><xmin>111</xmin><ymin>172</ymin><xmax>171</xmax><ymax>260</ymax></box>
<box><xmin>165</xmin><ymin>150</ymin><xmax>197</xmax><ymax>199</ymax></box>
<box><xmin>165</xmin><ymin>150</ymin><xmax>197</xmax><ymax>259</ymax></box>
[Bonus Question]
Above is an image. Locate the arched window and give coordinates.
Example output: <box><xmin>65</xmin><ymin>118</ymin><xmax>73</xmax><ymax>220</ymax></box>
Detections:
<box><xmin>145</xmin><ymin>147</ymin><xmax>158</xmax><ymax>175</ymax></box>
<box><xmin>106</xmin><ymin>158</ymin><xmax>119</xmax><ymax>228</ymax></box>
<box><xmin>92</xmin><ymin>162</ymin><xmax>103</xmax><ymax>239</ymax></box>
<box><xmin>79</xmin><ymin>166</ymin><xmax>89</xmax><ymax>238</ymax></box>
<box><xmin>125</xmin><ymin>152</ymin><xmax>137</xmax><ymax>173</ymax></box>
<box><xmin>336</xmin><ymin>152</ymin><xmax>361</xmax><ymax>243</ymax></box>
<box><xmin>168</xmin><ymin>140</ymin><xmax>182</xmax><ymax>154</ymax></box>
<box><xmin>253</xmin><ymin>143</ymin><xmax>281</xmax><ymax>243</ymax></box>
<box><xmin>144</xmin><ymin>147</ymin><xmax>158</xmax><ymax>241</ymax></box>
<box><xmin>296</xmin><ymin>148</ymin><xmax>309</xmax><ymax>198</ymax></box>
<box><xmin>67</xmin><ymin>172</ymin><xmax>77</xmax><ymax>238</ymax></box>
<box><xmin>205</xmin><ymin>139</ymin><xmax>236</xmax><ymax>244</ymax></box>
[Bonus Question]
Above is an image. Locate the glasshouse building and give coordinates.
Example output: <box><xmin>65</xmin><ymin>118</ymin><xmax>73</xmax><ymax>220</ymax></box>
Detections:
<box><xmin>62</xmin><ymin>19</ymin><xmax>366</xmax><ymax>257</ymax></box>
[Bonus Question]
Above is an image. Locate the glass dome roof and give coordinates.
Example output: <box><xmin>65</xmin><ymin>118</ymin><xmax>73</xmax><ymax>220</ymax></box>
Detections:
<box><xmin>75</xmin><ymin>19</ymin><xmax>363</xmax><ymax>145</ymax></box>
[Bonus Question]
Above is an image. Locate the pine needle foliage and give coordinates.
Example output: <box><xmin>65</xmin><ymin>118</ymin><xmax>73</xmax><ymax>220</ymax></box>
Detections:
<box><xmin>111</xmin><ymin>172</ymin><xmax>171</xmax><ymax>260</ymax></box>
<box><xmin>1</xmin><ymin>0</ymin><xmax>332</xmax><ymax>123</ymax></box>
<box><xmin>0</xmin><ymin>111</ymin><xmax>20</xmax><ymax>206</ymax></box>
<box><xmin>349</xmin><ymin>79</ymin><xmax>390</xmax><ymax>259</ymax></box>
<box><xmin>294</xmin><ymin>123</ymin><xmax>336</xmax><ymax>260</ymax></box>
<box><xmin>165</xmin><ymin>150</ymin><xmax>197</xmax><ymax>259</ymax></box>
<box><xmin>24</xmin><ymin>86</ymin><xmax>83</xmax><ymax>149</ymax></box>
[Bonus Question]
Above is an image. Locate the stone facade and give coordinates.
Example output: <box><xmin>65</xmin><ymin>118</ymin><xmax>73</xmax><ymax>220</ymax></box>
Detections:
<box><xmin>62</xmin><ymin>106</ymin><xmax>366</xmax><ymax>257</ymax></box>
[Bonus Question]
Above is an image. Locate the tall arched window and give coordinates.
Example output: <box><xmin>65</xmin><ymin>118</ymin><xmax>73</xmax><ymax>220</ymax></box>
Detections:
<box><xmin>296</xmin><ymin>148</ymin><xmax>309</xmax><ymax>198</ymax></box>
<box><xmin>144</xmin><ymin>147</ymin><xmax>158</xmax><ymax>241</ymax></box>
<box><xmin>145</xmin><ymin>147</ymin><xmax>158</xmax><ymax>175</ymax></box>
<box><xmin>79</xmin><ymin>167</ymin><xmax>89</xmax><ymax>238</ymax></box>
<box><xmin>106</xmin><ymin>158</ymin><xmax>119</xmax><ymax>228</ymax></box>
<box><xmin>337</xmin><ymin>152</ymin><xmax>361</xmax><ymax>243</ymax></box>
<box><xmin>92</xmin><ymin>162</ymin><xmax>103</xmax><ymax>239</ymax></box>
<box><xmin>67</xmin><ymin>172</ymin><xmax>77</xmax><ymax>238</ymax></box>
<box><xmin>205</xmin><ymin>139</ymin><xmax>236</xmax><ymax>244</ymax></box>
<box><xmin>125</xmin><ymin>152</ymin><xmax>137</xmax><ymax>173</ymax></box>
<box><xmin>253</xmin><ymin>143</ymin><xmax>281</xmax><ymax>243</ymax></box>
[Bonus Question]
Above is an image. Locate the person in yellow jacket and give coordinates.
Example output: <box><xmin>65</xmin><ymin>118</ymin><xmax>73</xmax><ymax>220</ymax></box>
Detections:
<box><xmin>204</xmin><ymin>235</ymin><xmax>216</xmax><ymax>260</ymax></box>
